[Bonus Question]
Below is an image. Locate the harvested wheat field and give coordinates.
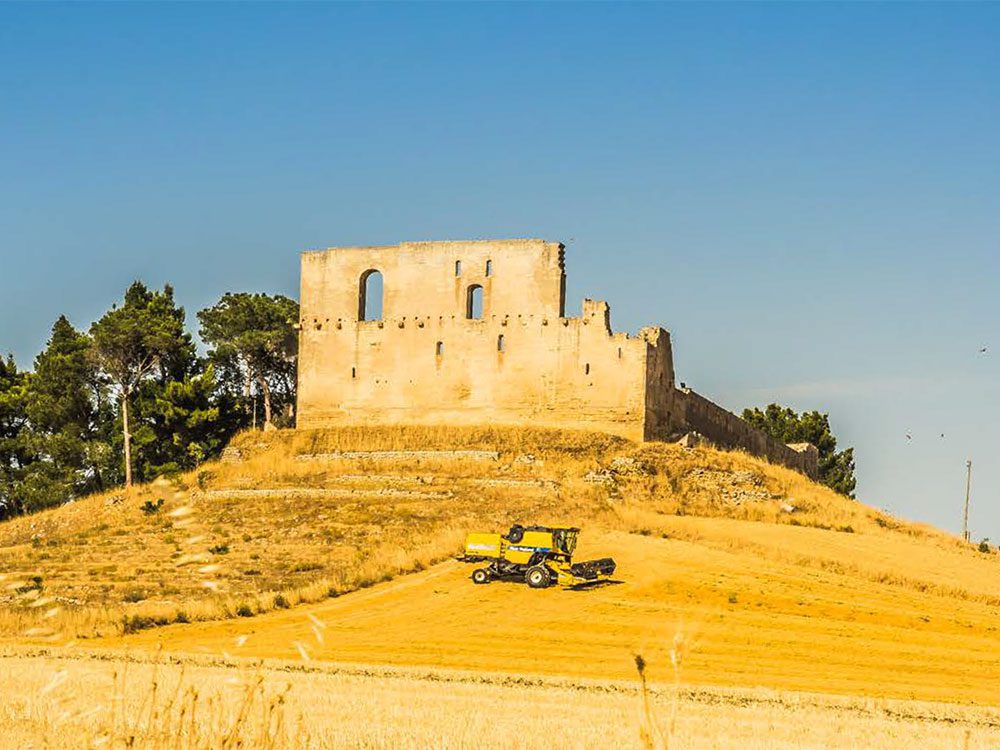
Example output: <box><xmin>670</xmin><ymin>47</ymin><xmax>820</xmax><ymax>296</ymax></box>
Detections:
<box><xmin>2</xmin><ymin>651</ymin><xmax>998</xmax><ymax>749</ymax></box>
<box><xmin>3</xmin><ymin>427</ymin><xmax>1000</xmax><ymax>746</ymax></box>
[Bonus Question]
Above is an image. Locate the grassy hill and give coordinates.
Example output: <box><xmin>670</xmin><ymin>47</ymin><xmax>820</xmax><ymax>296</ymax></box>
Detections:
<box><xmin>3</xmin><ymin>426</ymin><xmax>1000</xmax><ymax>703</ymax></box>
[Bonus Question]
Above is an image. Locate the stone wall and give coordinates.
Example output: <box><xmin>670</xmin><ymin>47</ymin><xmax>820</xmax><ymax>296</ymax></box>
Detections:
<box><xmin>673</xmin><ymin>387</ymin><xmax>819</xmax><ymax>478</ymax></box>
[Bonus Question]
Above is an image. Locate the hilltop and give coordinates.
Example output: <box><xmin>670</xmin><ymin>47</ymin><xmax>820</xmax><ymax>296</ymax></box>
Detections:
<box><xmin>3</xmin><ymin>426</ymin><xmax>1000</xmax><ymax>703</ymax></box>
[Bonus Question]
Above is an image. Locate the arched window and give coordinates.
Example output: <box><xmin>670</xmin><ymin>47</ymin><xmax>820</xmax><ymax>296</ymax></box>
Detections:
<box><xmin>455</xmin><ymin>260</ymin><xmax>462</xmax><ymax>277</ymax></box>
<box><xmin>435</xmin><ymin>341</ymin><xmax>444</xmax><ymax>356</ymax></box>
<box><xmin>485</xmin><ymin>259</ymin><xmax>493</xmax><ymax>277</ymax></box>
<box><xmin>497</xmin><ymin>334</ymin><xmax>505</xmax><ymax>352</ymax></box>
<box><xmin>358</xmin><ymin>269</ymin><xmax>383</xmax><ymax>321</ymax></box>
<box><xmin>466</xmin><ymin>284</ymin><xmax>484</xmax><ymax>319</ymax></box>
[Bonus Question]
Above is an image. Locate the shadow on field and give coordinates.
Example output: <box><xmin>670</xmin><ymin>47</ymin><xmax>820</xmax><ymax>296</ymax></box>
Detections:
<box><xmin>567</xmin><ymin>579</ymin><xmax>623</xmax><ymax>591</ymax></box>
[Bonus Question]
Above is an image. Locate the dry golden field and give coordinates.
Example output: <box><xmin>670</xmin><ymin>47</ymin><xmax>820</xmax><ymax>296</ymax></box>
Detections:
<box><xmin>2</xmin><ymin>650</ymin><xmax>998</xmax><ymax>749</ymax></box>
<box><xmin>2</xmin><ymin>426</ymin><xmax>1000</xmax><ymax>747</ymax></box>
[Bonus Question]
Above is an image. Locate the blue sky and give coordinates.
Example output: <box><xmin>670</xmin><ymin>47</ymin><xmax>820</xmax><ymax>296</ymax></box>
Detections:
<box><xmin>1</xmin><ymin>3</ymin><xmax>997</xmax><ymax>536</ymax></box>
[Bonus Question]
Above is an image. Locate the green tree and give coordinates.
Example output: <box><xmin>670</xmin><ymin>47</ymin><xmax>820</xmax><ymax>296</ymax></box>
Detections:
<box><xmin>197</xmin><ymin>293</ymin><xmax>299</xmax><ymax>429</ymax></box>
<box><xmin>0</xmin><ymin>355</ymin><xmax>31</xmax><ymax>518</ymax></box>
<box><xmin>133</xmin><ymin>364</ymin><xmax>227</xmax><ymax>478</ymax></box>
<box><xmin>90</xmin><ymin>282</ymin><xmax>193</xmax><ymax>486</ymax></box>
<box><xmin>741</xmin><ymin>403</ymin><xmax>857</xmax><ymax>498</ymax></box>
<box><xmin>19</xmin><ymin>316</ymin><xmax>107</xmax><ymax>510</ymax></box>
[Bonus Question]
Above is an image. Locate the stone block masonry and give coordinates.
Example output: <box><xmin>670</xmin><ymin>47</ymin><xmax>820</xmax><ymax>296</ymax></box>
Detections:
<box><xmin>296</xmin><ymin>239</ymin><xmax>818</xmax><ymax>478</ymax></box>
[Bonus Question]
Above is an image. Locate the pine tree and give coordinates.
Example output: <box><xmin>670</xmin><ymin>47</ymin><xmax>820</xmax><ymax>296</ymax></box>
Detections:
<box><xmin>0</xmin><ymin>355</ymin><xmax>30</xmax><ymax>518</ymax></box>
<box><xmin>90</xmin><ymin>282</ymin><xmax>193</xmax><ymax>486</ymax></box>
<box><xmin>197</xmin><ymin>293</ymin><xmax>299</xmax><ymax>429</ymax></box>
<box><xmin>17</xmin><ymin>316</ymin><xmax>103</xmax><ymax>509</ymax></box>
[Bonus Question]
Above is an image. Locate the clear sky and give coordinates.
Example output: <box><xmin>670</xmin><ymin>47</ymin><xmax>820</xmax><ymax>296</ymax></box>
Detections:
<box><xmin>1</xmin><ymin>3</ymin><xmax>997</xmax><ymax>536</ymax></box>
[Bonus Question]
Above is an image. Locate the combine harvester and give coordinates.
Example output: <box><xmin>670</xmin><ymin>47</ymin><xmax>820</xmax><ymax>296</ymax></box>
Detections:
<box><xmin>460</xmin><ymin>524</ymin><xmax>616</xmax><ymax>588</ymax></box>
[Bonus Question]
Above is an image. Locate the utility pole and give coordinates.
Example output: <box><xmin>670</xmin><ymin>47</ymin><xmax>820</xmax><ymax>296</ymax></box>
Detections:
<box><xmin>963</xmin><ymin>460</ymin><xmax>972</xmax><ymax>542</ymax></box>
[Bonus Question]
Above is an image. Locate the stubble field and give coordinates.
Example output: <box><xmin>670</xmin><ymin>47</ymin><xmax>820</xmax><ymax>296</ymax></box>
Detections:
<box><xmin>3</xmin><ymin>651</ymin><xmax>998</xmax><ymax>749</ymax></box>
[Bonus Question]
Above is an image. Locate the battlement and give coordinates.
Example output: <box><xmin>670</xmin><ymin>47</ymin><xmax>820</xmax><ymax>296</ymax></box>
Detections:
<box><xmin>296</xmin><ymin>239</ymin><xmax>816</xmax><ymax>477</ymax></box>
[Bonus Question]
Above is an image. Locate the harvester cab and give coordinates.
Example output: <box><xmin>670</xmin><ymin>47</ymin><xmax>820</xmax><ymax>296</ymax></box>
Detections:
<box><xmin>460</xmin><ymin>524</ymin><xmax>616</xmax><ymax>588</ymax></box>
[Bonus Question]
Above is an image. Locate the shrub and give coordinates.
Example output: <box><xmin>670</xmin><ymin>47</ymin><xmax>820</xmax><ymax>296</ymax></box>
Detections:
<box><xmin>236</xmin><ymin>604</ymin><xmax>254</xmax><ymax>618</ymax></box>
<box><xmin>273</xmin><ymin>593</ymin><xmax>290</xmax><ymax>609</ymax></box>
<box><xmin>196</xmin><ymin>470</ymin><xmax>212</xmax><ymax>490</ymax></box>
<box><xmin>209</xmin><ymin>544</ymin><xmax>230</xmax><ymax>555</ymax></box>
<box><xmin>122</xmin><ymin>588</ymin><xmax>146</xmax><ymax>603</ymax></box>
<box><xmin>122</xmin><ymin>614</ymin><xmax>170</xmax><ymax>633</ymax></box>
<box><xmin>978</xmin><ymin>539</ymin><xmax>992</xmax><ymax>554</ymax></box>
<box><xmin>141</xmin><ymin>498</ymin><xmax>165</xmax><ymax>515</ymax></box>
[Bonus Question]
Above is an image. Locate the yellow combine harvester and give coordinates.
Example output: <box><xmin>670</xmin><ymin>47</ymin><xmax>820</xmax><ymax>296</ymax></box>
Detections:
<box><xmin>460</xmin><ymin>524</ymin><xmax>616</xmax><ymax>588</ymax></box>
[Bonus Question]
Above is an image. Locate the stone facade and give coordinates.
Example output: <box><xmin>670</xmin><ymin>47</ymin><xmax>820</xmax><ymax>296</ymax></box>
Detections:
<box><xmin>296</xmin><ymin>239</ymin><xmax>817</xmax><ymax>478</ymax></box>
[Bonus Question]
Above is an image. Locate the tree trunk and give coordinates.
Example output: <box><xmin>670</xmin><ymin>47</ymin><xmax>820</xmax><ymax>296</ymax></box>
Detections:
<box><xmin>121</xmin><ymin>392</ymin><xmax>133</xmax><ymax>487</ymax></box>
<box><xmin>244</xmin><ymin>365</ymin><xmax>253</xmax><ymax>417</ymax></box>
<box><xmin>258</xmin><ymin>376</ymin><xmax>272</xmax><ymax>427</ymax></box>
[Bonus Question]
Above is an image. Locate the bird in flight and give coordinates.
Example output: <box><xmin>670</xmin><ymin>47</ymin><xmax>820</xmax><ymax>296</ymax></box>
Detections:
<box><xmin>980</xmin><ymin>346</ymin><xmax>988</xmax><ymax>354</ymax></box>
<box><xmin>905</xmin><ymin>432</ymin><xmax>912</xmax><ymax>441</ymax></box>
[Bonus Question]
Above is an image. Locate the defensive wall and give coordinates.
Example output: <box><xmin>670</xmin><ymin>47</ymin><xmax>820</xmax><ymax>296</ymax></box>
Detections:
<box><xmin>296</xmin><ymin>239</ymin><xmax>818</xmax><ymax>478</ymax></box>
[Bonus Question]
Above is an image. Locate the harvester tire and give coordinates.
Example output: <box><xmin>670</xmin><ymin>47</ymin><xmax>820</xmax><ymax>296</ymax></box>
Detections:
<box><xmin>526</xmin><ymin>565</ymin><xmax>551</xmax><ymax>589</ymax></box>
<box><xmin>471</xmin><ymin>569</ymin><xmax>490</xmax><ymax>585</ymax></box>
<box><xmin>507</xmin><ymin>525</ymin><xmax>525</xmax><ymax>543</ymax></box>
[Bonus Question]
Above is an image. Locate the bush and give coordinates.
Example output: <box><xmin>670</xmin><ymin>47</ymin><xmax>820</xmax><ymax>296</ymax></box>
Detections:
<box><xmin>209</xmin><ymin>544</ymin><xmax>230</xmax><ymax>555</ymax></box>
<box><xmin>196</xmin><ymin>470</ymin><xmax>213</xmax><ymax>490</ymax></box>
<box><xmin>122</xmin><ymin>613</ymin><xmax>170</xmax><ymax>634</ymax></box>
<box><xmin>273</xmin><ymin>593</ymin><xmax>290</xmax><ymax>609</ymax></box>
<box><xmin>978</xmin><ymin>539</ymin><xmax>992</xmax><ymax>554</ymax></box>
<box><xmin>141</xmin><ymin>498</ymin><xmax>165</xmax><ymax>515</ymax></box>
<box><xmin>122</xmin><ymin>588</ymin><xmax>146</xmax><ymax>603</ymax></box>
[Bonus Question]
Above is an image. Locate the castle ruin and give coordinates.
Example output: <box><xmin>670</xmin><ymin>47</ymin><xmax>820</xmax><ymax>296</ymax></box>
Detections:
<box><xmin>296</xmin><ymin>239</ymin><xmax>818</xmax><ymax>478</ymax></box>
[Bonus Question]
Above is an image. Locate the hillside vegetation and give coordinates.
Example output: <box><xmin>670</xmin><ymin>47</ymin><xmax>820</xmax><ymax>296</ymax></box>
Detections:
<box><xmin>2</xmin><ymin>426</ymin><xmax>999</xmax><ymax>702</ymax></box>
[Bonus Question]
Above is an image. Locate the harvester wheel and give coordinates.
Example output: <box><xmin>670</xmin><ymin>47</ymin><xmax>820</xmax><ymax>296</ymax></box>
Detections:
<box><xmin>525</xmin><ymin>565</ymin><xmax>551</xmax><ymax>589</ymax></box>
<box><xmin>507</xmin><ymin>525</ymin><xmax>525</xmax><ymax>543</ymax></box>
<box><xmin>471</xmin><ymin>569</ymin><xmax>490</xmax><ymax>585</ymax></box>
